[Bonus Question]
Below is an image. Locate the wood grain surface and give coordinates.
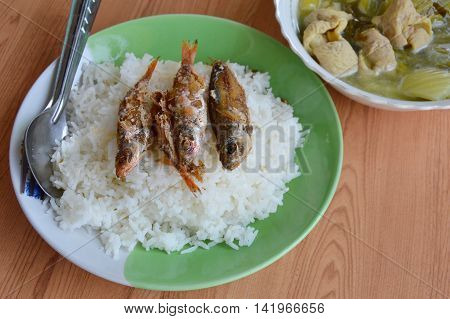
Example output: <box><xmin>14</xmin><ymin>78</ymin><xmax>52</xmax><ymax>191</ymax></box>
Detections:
<box><xmin>0</xmin><ymin>0</ymin><xmax>448</xmax><ymax>299</ymax></box>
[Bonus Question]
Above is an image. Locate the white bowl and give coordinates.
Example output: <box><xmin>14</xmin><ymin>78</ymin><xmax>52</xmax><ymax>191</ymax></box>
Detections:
<box><xmin>274</xmin><ymin>0</ymin><xmax>450</xmax><ymax>111</ymax></box>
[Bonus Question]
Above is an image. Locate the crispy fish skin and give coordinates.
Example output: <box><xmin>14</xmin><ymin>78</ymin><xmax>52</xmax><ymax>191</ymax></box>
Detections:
<box><xmin>208</xmin><ymin>61</ymin><xmax>253</xmax><ymax>170</ymax></box>
<box><xmin>115</xmin><ymin>59</ymin><xmax>158</xmax><ymax>178</ymax></box>
<box><xmin>169</xmin><ymin>41</ymin><xmax>207</xmax><ymax>170</ymax></box>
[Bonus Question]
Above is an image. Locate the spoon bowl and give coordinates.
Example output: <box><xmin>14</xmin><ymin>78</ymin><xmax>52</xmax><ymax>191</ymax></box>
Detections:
<box><xmin>24</xmin><ymin>107</ymin><xmax>67</xmax><ymax>198</ymax></box>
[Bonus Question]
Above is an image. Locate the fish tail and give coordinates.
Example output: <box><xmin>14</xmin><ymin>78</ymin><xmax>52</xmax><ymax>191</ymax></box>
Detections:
<box><xmin>142</xmin><ymin>58</ymin><xmax>159</xmax><ymax>81</ymax></box>
<box><xmin>179</xmin><ymin>166</ymin><xmax>201</xmax><ymax>194</ymax></box>
<box><xmin>190</xmin><ymin>161</ymin><xmax>205</xmax><ymax>182</ymax></box>
<box><xmin>181</xmin><ymin>40</ymin><xmax>198</xmax><ymax>65</ymax></box>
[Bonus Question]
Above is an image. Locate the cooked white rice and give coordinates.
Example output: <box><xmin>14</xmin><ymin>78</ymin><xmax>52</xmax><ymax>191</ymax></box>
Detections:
<box><xmin>49</xmin><ymin>53</ymin><xmax>303</xmax><ymax>258</ymax></box>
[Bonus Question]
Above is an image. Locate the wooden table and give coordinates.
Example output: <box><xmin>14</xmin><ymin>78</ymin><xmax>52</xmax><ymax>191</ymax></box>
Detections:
<box><xmin>0</xmin><ymin>0</ymin><xmax>448</xmax><ymax>299</ymax></box>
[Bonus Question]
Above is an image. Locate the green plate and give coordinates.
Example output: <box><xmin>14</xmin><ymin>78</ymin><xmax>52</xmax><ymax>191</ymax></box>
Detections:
<box><xmin>88</xmin><ymin>14</ymin><xmax>343</xmax><ymax>290</ymax></box>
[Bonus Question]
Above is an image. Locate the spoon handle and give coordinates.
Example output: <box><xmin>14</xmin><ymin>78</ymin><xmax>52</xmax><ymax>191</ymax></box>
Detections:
<box><xmin>50</xmin><ymin>0</ymin><xmax>101</xmax><ymax>123</ymax></box>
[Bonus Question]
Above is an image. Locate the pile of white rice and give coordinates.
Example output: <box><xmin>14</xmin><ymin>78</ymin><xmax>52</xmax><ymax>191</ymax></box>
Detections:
<box><xmin>49</xmin><ymin>53</ymin><xmax>304</xmax><ymax>258</ymax></box>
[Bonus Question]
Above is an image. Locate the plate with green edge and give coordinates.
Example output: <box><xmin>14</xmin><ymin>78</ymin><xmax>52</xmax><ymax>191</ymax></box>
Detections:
<box><xmin>9</xmin><ymin>14</ymin><xmax>343</xmax><ymax>291</ymax></box>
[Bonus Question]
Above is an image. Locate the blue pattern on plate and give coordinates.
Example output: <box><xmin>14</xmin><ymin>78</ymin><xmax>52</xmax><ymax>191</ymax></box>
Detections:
<box><xmin>22</xmin><ymin>146</ymin><xmax>44</xmax><ymax>200</ymax></box>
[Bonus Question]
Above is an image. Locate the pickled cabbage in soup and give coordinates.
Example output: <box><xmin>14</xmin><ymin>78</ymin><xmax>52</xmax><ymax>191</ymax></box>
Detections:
<box><xmin>299</xmin><ymin>0</ymin><xmax>450</xmax><ymax>101</ymax></box>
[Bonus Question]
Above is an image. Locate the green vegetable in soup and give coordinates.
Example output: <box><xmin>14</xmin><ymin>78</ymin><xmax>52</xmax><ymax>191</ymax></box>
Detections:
<box><xmin>432</xmin><ymin>1</ymin><xmax>449</xmax><ymax>15</ymax></box>
<box><xmin>358</xmin><ymin>0</ymin><xmax>380</xmax><ymax>16</ymax></box>
<box><xmin>377</xmin><ymin>0</ymin><xmax>394</xmax><ymax>13</ymax></box>
<box><xmin>299</xmin><ymin>0</ymin><xmax>322</xmax><ymax>18</ymax></box>
<box><xmin>440</xmin><ymin>0</ymin><xmax>450</xmax><ymax>12</ymax></box>
<box><xmin>400</xmin><ymin>69</ymin><xmax>450</xmax><ymax>101</ymax></box>
<box><xmin>411</xmin><ymin>0</ymin><xmax>434</xmax><ymax>14</ymax></box>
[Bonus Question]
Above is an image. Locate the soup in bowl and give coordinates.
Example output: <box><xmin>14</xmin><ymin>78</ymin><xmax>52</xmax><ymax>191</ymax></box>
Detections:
<box><xmin>275</xmin><ymin>0</ymin><xmax>450</xmax><ymax>110</ymax></box>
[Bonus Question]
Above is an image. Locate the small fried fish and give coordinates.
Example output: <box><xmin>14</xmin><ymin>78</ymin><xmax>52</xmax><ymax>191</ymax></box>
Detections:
<box><xmin>153</xmin><ymin>40</ymin><xmax>206</xmax><ymax>193</ymax></box>
<box><xmin>152</xmin><ymin>91</ymin><xmax>201</xmax><ymax>193</ymax></box>
<box><xmin>169</xmin><ymin>41</ymin><xmax>207</xmax><ymax>172</ymax></box>
<box><xmin>115</xmin><ymin>59</ymin><xmax>158</xmax><ymax>178</ymax></box>
<box><xmin>208</xmin><ymin>61</ymin><xmax>253</xmax><ymax>170</ymax></box>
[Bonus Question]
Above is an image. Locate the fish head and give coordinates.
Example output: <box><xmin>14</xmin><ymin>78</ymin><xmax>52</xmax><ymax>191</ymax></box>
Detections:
<box><xmin>115</xmin><ymin>141</ymin><xmax>141</xmax><ymax>178</ymax></box>
<box><xmin>219</xmin><ymin>124</ymin><xmax>253</xmax><ymax>170</ymax></box>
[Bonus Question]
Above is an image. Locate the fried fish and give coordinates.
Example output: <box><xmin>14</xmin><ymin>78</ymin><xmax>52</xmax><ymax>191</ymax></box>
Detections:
<box><xmin>115</xmin><ymin>59</ymin><xmax>158</xmax><ymax>178</ymax></box>
<box><xmin>208</xmin><ymin>61</ymin><xmax>253</xmax><ymax>170</ymax></box>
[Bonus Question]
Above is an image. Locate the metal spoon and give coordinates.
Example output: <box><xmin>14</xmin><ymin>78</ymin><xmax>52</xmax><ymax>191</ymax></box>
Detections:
<box><xmin>24</xmin><ymin>0</ymin><xmax>101</xmax><ymax>198</ymax></box>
